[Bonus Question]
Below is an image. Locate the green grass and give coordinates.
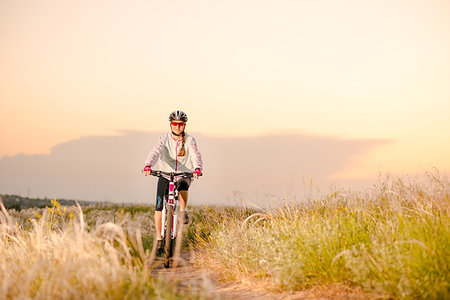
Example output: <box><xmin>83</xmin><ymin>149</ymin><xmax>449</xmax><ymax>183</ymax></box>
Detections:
<box><xmin>0</xmin><ymin>200</ymin><xmax>213</xmax><ymax>299</ymax></box>
<box><xmin>196</xmin><ymin>172</ymin><xmax>450</xmax><ymax>299</ymax></box>
<box><xmin>2</xmin><ymin>172</ymin><xmax>448</xmax><ymax>299</ymax></box>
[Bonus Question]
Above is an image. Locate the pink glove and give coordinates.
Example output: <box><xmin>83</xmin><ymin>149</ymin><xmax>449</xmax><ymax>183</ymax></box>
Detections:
<box><xmin>193</xmin><ymin>168</ymin><xmax>202</xmax><ymax>176</ymax></box>
<box><xmin>143</xmin><ymin>165</ymin><xmax>152</xmax><ymax>175</ymax></box>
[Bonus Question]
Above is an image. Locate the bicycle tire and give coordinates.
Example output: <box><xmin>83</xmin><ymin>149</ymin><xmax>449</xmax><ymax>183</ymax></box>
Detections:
<box><xmin>164</xmin><ymin>205</ymin><xmax>174</xmax><ymax>268</ymax></box>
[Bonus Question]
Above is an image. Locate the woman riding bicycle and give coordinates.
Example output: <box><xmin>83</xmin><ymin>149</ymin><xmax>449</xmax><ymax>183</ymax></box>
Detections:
<box><xmin>142</xmin><ymin>110</ymin><xmax>203</xmax><ymax>250</ymax></box>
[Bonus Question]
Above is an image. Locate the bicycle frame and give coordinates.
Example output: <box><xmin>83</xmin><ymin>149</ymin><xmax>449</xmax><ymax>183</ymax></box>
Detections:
<box><xmin>161</xmin><ymin>172</ymin><xmax>180</xmax><ymax>240</ymax></box>
<box><xmin>151</xmin><ymin>173</ymin><xmax>191</xmax><ymax>233</ymax></box>
<box><xmin>149</xmin><ymin>170</ymin><xmax>196</xmax><ymax>268</ymax></box>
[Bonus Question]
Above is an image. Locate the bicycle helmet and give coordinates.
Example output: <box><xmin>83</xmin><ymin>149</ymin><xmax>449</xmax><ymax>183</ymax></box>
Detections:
<box><xmin>169</xmin><ymin>110</ymin><xmax>188</xmax><ymax>122</ymax></box>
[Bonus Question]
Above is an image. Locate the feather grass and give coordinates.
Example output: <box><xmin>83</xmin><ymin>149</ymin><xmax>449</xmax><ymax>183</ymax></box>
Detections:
<box><xmin>196</xmin><ymin>172</ymin><xmax>450</xmax><ymax>299</ymax></box>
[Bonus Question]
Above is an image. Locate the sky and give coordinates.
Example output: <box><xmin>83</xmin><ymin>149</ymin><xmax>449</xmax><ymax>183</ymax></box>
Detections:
<box><xmin>1</xmin><ymin>0</ymin><xmax>449</xmax><ymax>203</ymax></box>
<box><xmin>0</xmin><ymin>131</ymin><xmax>384</xmax><ymax>206</ymax></box>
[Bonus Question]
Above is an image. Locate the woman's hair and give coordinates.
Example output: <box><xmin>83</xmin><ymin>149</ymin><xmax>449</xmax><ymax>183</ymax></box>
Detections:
<box><xmin>178</xmin><ymin>132</ymin><xmax>186</xmax><ymax>157</ymax></box>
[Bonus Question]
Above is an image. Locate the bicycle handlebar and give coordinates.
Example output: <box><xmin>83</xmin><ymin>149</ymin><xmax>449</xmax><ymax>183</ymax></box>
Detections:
<box><xmin>149</xmin><ymin>170</ymin><xmax>197</xmax><ymax>179</ymax></box>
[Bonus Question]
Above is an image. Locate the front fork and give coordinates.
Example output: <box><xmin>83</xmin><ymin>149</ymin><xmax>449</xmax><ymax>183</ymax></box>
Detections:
<box><xmin>161</xmin><ymin>182</ymin><xmax>178</xmax><ymax>239</ymax></box>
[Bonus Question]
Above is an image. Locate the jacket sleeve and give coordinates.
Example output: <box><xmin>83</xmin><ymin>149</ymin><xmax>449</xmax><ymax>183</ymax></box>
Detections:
<box><xmin>144</xmin><ymin>135</ymin><xmax>165</xmax><ymax>166</ymax></box>
<box><xmin>189</xmin><ymin>137</ymin><xmax>203</xmax><ymax>171</ymax></box>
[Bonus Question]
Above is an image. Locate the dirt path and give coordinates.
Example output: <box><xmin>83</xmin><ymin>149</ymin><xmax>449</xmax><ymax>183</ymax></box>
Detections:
<box><xmin>150</xmin><ymin>251</ymin><xmax>371</xmax><ymax>299</ymax></box>
<box><xmin>150</xmin><ymin>251</ymin><xmax>277</xmax><ymax>299</ymax></box>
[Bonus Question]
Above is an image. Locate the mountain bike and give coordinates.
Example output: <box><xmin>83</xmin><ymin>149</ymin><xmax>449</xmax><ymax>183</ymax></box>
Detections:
<box><xmin>149</xmin><ymin>170</ymin><xmax>194</xmax><ymax>268</ymax></box>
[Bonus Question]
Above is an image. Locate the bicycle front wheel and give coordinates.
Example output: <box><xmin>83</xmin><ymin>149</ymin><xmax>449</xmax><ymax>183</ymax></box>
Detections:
<box><xmin>164</xmin><ymin>205</ymin><xmax>174</xmax><ymax>268</ymax></box>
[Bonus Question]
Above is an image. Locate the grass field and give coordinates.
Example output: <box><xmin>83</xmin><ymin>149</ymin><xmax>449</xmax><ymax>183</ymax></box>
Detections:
<box><xmin>196</xmin><ymin>172</ymin><xmax>450</xmax><ymax>299</ymax></box>
<box><xmin>1</xmin><ymin>172</ymin><xmax>449</xmax><ymax>299</ymax></box>
<box><xmin>0</xmin><ymin>200</ymin><xmax>212</xmax><ymax>299</ymax></box>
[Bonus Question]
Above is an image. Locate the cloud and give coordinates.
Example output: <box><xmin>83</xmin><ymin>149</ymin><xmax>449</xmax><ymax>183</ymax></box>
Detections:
<box><xmin>0</xmin><ymin>131</ymin><xmax>386</xmax><ymax>206</ymax></box>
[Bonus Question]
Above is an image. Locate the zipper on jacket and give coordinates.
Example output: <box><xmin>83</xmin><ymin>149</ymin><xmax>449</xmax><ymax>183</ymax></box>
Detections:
<box><xmin>175</xmin><ymin>140</ymin><xmax>180</xmax><ymax>175</ymax></box>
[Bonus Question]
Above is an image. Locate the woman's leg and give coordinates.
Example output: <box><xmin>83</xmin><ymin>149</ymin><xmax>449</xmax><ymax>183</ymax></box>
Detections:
<box><xmin>155</xmin><ymin>210</ymin><xmax>162</xmax><ymax>239</ymax></box>
<box><xmin>178</xmin><ymin>191</ymin><xmax>188</xmax><ymax>210</ymax></box>
<box><xmin>177</xmin><ymin>178</ymin><xmax>192</xmax><ymax>224</ymax></box>
<box><xmin>155</xmin><ymin>177</ymin><xmax>169</xmax><ymax>239</ymax></box>
<box><xmin>177</xmin><ymin>178</ymin><xmax>191</xmax><ymax>210</ymax></box>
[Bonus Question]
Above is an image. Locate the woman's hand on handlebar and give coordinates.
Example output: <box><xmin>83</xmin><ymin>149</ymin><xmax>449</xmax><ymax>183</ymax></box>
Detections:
<box><xmin>193</xmin><ymin>168</ymin><xmax>202</xmax><ymax>179</ymax></box>
<box><xmin>142</xmin><ymin>165</ymin><xmax>152</xmax><ymax>176</ymax></box>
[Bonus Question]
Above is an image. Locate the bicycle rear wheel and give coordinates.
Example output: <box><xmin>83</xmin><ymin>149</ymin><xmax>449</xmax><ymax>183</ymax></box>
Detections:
<box><xmin>164</xmin><ymin>205</ymin><xmax>174</xmax><ymax>268</ymax></box>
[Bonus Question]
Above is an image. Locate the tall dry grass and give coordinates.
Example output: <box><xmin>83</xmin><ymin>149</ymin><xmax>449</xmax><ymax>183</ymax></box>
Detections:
<box><xmin>196</xmin><ymin>172</ymin><xmax>450</xmax><ymax>299</ymax></box>
<box><xmin>0</xmin><ymin>199</ymin><xmax>211</xmax><ymax>299</ymax></box>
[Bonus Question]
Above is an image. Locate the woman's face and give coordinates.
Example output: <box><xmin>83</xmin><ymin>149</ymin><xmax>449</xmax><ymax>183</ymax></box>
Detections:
<box><xmin>170</xmin><ymin>121</ymin><xmax>185</xmax><ymax>135</ymax></box>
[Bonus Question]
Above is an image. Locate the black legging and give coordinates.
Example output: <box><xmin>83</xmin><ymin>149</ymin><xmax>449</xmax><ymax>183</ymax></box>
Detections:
<box><xmin>155</xmin><ymin>177</ymin><xmax>191</xmax><ymax>211</ymax></box>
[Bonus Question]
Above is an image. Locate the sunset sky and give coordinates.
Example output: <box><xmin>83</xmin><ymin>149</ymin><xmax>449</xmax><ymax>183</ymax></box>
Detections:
<box><xmin>1</xmin><ymin>0</ymin><xmax>449</xmax><ymax>202</ymax></box>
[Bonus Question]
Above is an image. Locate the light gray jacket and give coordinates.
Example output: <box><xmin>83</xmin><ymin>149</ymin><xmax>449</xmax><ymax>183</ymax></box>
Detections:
<box><xmin>145</xmin><ymin>133</ymin><xmax>203</xmax><ymax>173</ymax></box>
